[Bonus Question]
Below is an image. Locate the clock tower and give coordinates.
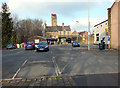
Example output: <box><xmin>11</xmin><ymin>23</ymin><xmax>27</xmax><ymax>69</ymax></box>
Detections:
<box><xmin>51</xmin><ymin>14</ymin><xmax>57</xmax><ymax>26</ymax></box>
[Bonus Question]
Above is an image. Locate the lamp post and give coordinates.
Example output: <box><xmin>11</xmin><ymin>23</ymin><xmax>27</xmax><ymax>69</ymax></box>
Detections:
<box><xmin>88</xmin><ymin>0</ymin><xmax>90</xmax><ymax>50</ymax></box>
<box><xmin>76</xmin><ymin>21</ymin><xmax>79</xmax><ymax>41</ymax></box>
<box><xmin>42</xmin><ymin>22</ymin><xmax>46</xmax><ymax>37</ymax></box>
<box><xmin>12</xmin><ymin>29</ymin><xmax>15</xmax><ymax>44</ymax></box>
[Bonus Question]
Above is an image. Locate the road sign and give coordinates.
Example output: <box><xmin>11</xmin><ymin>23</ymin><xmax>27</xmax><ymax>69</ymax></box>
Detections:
<box><xmin>105</xmin><ymin>28</ymin><xmax>108</xmax><ymax>32</ymax></box>
<box><xmin>106</xmin><ymin>32</ymin><xmax>108</xmax><ymax>35</ymax></box>
<box><xmin>35</xmin><ymin>39</ymin><xmax>39</xmax><ymax>43</ymax></box>
<box><xmin>108</xmin><ymin>36</ymin><xmax>110</xmax><ymax>44</ymax></box>
<box><xmin>108</xmin><ymin>36</ymin><xmax>110</xmax><ymax>41</ymax></box>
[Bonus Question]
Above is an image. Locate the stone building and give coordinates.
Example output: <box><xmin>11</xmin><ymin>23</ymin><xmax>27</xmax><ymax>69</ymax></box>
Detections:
<box><xmin>108</xmin><ymin>1</ymin><xmax>120</xmax><ymax>49</ymax></box>
<box><xmin>79</xmin><ymin>31</ymin><xmax>88</xmax><ymax>38</ymax></box>
<box><xmin>72</xmin><ymin>30</ymin><xmax>79</xmax><ymax>37</ymax></box>
<box><xmin>45</xmin><ymin>14</ymin><xmax>71</xmax><ymax>43</ymax></box>
<box><xmin>51</xmin><ymin>14</ymin><xmax>57</xmax><ymax>26</ymax></box>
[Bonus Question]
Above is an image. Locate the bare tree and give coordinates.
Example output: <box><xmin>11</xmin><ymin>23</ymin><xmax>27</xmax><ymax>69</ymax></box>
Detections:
<box><xmin>15</xmin><ymin>19</ymin><xmax>43</xmax><ymax>43</ymax></box>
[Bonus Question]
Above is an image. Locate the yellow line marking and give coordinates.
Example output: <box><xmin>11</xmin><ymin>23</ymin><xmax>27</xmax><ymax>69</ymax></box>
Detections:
<box><xmin>16</xmin><ymin>81</ymin><xmax>20</xmax><ymax>82</ymax></box>
<box><xmin>27</xmin><ymin>80</ymin><xmax>31</xmax><ymax>82</ymax></box>
<box><xmin>22</xmin><ymin>80</ymin><xmax>25</xmax><ymax>81</ymax></box>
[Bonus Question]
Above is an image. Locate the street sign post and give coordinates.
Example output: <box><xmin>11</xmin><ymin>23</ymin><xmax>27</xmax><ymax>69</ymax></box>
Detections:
<box><xmin>108</xmin><ymin>36</ymin><xmax>110</xmax><ymax>44</ymax></box>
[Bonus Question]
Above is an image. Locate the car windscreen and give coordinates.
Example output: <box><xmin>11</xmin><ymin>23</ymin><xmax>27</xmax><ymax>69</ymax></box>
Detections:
<box><xmin>38</xmin><ymin>42</ymin><xmax>47</xmax><ymax>45</ymax></box>
<box><xmin>26</xmin><ymin>42</ymin><xmax>34</xmax><ymax>45</ymax></box>
<box><xmin>73</xmin><ymin>41</ymin><xmax>78</xmax><ymax>43</ymax></box>
<box><xmin>7</xmin><ymin>44</ymin><xmax>13</xmax><ymax>46</ymax></box>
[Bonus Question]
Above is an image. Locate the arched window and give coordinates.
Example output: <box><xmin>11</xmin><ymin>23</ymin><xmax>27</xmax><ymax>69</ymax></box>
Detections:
<box><xmin>64</xmin><ymin>31</ymin><xmax>65</xmax><ymax>35</ymax></box>
<box><xmin>68</xmin><ymin>32</ymin><xmax>69</xmax><ymax>35</ymax></box>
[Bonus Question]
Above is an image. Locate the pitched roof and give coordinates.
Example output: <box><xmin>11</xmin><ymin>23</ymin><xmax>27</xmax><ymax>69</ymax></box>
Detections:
<box><xmin>46</xmin><ymin>26</ymin><xmax>58</xmax><ymax>32</ymax></box>
<box><xmin>63</xmin><ymin>26</ymin><xmax>71</xmax><ymax>31</ymax></box>
<box><xmin>94</xmin><ymin>20</ymin><xmax>108</xmax><ymax>27</ymax></box>
<box><xmin>79</xmin><ymin>31</ymin><xmax>88</xmax><ymax>35</ymax></box>
<box><xmin>72</xmin><ymin>30</ymin><xmax>78</xmax><ymax>35</ymax></box>
<box><xmin>46</xmin><ymin>26</ymin><xmax>71</xmax><ymax>32</ymax></box>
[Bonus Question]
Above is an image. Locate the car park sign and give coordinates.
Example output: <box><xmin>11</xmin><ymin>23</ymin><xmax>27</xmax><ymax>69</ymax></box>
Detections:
<box><xmin>35</xmin><ymin>39</ymin><xmax>39</xmax><ymax>43</ymax></box>
<box><xmin>108</xmin><ymin>36</ymin><xmax>110</xmax><ymax>44</ymax></box>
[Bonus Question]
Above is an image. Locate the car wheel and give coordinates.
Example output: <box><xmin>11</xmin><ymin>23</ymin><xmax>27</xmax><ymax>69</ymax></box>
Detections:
<box><xmin>36</xmin><ymin>49</ymin><xmax>39</xmax><ymax>52</ymax></box>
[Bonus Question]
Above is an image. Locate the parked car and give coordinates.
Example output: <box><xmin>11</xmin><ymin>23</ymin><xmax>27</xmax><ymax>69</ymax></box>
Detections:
<box><xmin>25</xmin><ymin>42</ymin><xmax>35</xmax><ymax>50</ymax></box>
<box><xmin>36</xmin><ymin>41</ymin><xmax>49</xmax><ymax>52</ymax></box>
<box><xmin>72</xmin><ymin>41</ymin><xmax>80</xmax><ymax>47</ymax></box>
<box><xmin>6</xmin><ymin>44</ymin><xmax>16</xmax><ymax>49</ymax></box>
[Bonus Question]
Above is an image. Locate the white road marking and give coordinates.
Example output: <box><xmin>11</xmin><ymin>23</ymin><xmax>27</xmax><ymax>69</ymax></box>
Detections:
<box><xmin>61</xmin><ymin>48</ymin><xmax>74</xmax><ymax>74</ymax></box>
<box><xmin>12</xmin><ymin>59</ymin><xmax>28</xmax><ymax>79</ymax></box>
<box><xmin>52</xmin><ymin>56</ymin><xmax>59</xmax><ymax>76</ymax></box>
<box><xmin>51</xmin><ymin>50</ymin><xmax>61</xmax><ymax>76</ymax></box>
<box><xmin>53</xmin><ymin>56</ymin><xmax>61</xmax><ymax>76</ymax></box>
<box><xmin>28</xmin><ymin>61</ymin><xmax>53</xmax><ymax>63</ymax></box>
<box><xmin>61</xmin><ymin>62</ymin><xmax>70</xmax><ymax>73</ymax></box>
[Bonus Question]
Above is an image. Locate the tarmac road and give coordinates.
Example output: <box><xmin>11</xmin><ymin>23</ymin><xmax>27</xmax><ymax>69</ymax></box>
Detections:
<box><xmin>2</xmin><ymin>44</ymin><xmax>118</xmax><ymax>80</ymax></box>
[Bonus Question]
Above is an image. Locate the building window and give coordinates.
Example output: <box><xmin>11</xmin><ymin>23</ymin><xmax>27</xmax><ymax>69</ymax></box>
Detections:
<box><xmin>60</xmin><ymin>31</ymin><xmax>61</xmax><ymax>35</ymax></box>
<box><xmin>56</xmin><ymin>33</ymin><xmax>58</xmax><ymax>36</ymax></box>
<box><xmin>96</xmin><ymin>33</ymin><xmax>99</xmax><ymax>36</ymax></box>
<box><xmin>64</xmin><ymin>31</ymin><xmax>65</xmax><ymax>35</ymax></box>
<box><xmin>96</xmin><ymin>37</ymin><xmax>99</xmax><ymax>41</ymax></box>
<box><xmin>97</xmin><ymin>27</ymin><xmax>98</xmax><ymax>28</ymax></box>
<box><xmin>101</xmin><ymin>25</ymin><xmax>102</xmax><ymax>27</ymax></box>
<box><xmin>52</xmin><ymin>33</ymin><xmax>54</xmax><ymax>35</ymax></box>
<box><xmin>67</xmin><ymin>32</ymin><xmax>69</xmax><ymax>35</ymax></box>
<box><xmin>106</xmin><ymin>23</ymin><xmax>107</xmax><ymax>25</ymax></box>
<box><xmin>96</xmin><ymin>33</ymin><xmax>99</xmax><ymax>41</ymax></box>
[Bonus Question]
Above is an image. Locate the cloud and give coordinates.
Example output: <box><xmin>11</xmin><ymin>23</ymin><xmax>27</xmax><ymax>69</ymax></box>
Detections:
<box><xmin>7</xmin><ymin>0</ymin><xmax>113</xmax><ymax>19</ymax></box>
<box><xmin>70</xmin><ymin>17</ymin><xmax>107</xmax><ymax>33</ymax></box>
<box><xmin>7</xmin><ymin>1</ymin><xmax>92</xmax><ymax>16</ymax></box>
<box><xmin>5</xmin><ymin>0</ymin><xmax>114</xmax><ymax>33</ymax></box>
<box><xmin>6</xmin><ymin>0</ymin><xmax>116</xmax><ymax>3</ymax></box>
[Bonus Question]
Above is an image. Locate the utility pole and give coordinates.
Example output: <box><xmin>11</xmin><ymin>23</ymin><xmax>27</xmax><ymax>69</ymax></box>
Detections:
<box><xmin>88</xmin><ymin>0</ymin><xmax>90</xmax><ymax>50</ymax></box>
<box><xmin>76</xmin><ymin>21</ymin><xmax>79</xmax><ymax>41</ymax></box>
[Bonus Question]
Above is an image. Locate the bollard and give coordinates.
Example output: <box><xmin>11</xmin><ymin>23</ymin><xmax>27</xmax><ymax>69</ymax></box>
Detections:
<box><xmin>99</xmin><ymin>43</ymin><xmax>103</xmax><ymax>50</ymax></box>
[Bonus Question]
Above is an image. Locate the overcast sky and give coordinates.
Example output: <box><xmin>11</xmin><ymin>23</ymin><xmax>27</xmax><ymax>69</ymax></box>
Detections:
<box><xmin>0</xmin><ymin>0</ymin><xmax>115</xmax><ymax>32</ymax></box>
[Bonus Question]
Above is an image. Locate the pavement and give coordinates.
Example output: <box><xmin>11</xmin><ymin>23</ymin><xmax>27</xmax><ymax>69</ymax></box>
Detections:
<box><xmin>2</xmin><ymin>44</ymin><xmax>119</xmax><ymax>86</ymax></box>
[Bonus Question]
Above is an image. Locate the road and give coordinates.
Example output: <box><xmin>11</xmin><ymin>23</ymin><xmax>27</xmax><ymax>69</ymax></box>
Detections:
<box><xmin>3</xmin><ymin>44</ymin><xmax>118</xmax><ymax>78</ymax></box>
<box><xmin>2</xmin><ymin>44</ymin><xmax>119</xmax><ymax>86</ymax></box>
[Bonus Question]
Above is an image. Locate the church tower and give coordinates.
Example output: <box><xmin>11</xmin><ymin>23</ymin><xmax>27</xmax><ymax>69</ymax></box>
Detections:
<box><xmin>51</xmin><ymin>14</ymin><xmax>57</xmax><ymax>26</ymax></box>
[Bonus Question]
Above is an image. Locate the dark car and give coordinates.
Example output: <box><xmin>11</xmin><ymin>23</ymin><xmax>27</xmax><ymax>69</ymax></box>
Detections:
<box><xmin>6</xmin><ymin>44</ymin><xmax>16</xmax><ymax>49</ymax></box>
<box><xmin>72</xmin><ymin>41</ymin><xmax>80</xmax><ymax>47</ymax></box>
<box><xmin>36</xmin><ymin>41</ymin><xmax>49</xmax><ymax>52</ymax></box>
<box><xmin>25</xmin><ymin>42</ymin><xmax>35</xmax><ymax>50</ymax></box>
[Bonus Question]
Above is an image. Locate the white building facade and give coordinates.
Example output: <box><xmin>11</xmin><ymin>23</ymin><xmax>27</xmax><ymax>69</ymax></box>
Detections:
<box><xmin>94</xmin><ymin>20</ymin><xmax>108</xmax><ymax>44</ymax></box>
